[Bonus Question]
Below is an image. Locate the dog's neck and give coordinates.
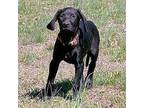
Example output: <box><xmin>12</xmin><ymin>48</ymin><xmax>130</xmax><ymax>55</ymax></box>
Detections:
<box><xmin>57</xmin><ymin>30</ymin><xmax>80</xmax><ymax>47</ymax></box>
<box><xmin>68</xmin><ymin>33</ymin><xmax>79</xmax><ymax>47</ymax></box>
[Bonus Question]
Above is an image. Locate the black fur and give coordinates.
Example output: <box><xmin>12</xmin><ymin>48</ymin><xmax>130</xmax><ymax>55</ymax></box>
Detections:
<box><xmin>46</xmin><ymin>7</ymin><xmax>100</xmax><ymax>96</ymax></box>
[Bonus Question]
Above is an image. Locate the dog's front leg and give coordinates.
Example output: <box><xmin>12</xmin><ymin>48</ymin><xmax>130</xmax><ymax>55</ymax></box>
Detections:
<box><xmin>46</xmin><ymin>59</ymin><xmax>60</xmax><ymax>97</ymax></box>
<box><xmin>73</xmin><ymin>61</ymin><xmax>84</xmax><ymax>96</ymax></box>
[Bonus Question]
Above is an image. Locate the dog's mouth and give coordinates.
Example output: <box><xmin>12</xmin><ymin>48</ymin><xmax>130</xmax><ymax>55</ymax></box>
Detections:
<box><xmin>61</xmin><ymin>29</ymin><xmax>74</xmax><ymax>33</ymax></box>
<box><xmin>61</xmin><ymin>28</ymin><xmax>74</xmax><ymax>32</ymax></box>
<box><xmin>58</xmin><ymin>30</ymin><xmax>75</xmax><ymax>45</ymax></box>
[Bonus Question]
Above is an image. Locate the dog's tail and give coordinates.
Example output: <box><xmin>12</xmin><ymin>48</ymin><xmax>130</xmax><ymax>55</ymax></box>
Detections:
<box><xmin>86</xmin><ymin>54</ymin><xmax>90</xmax><ymax>67</ymax></box>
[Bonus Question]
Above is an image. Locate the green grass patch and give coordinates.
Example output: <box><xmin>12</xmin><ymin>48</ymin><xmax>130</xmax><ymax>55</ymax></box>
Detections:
<box><xmin>101</xmin><ymin>26</ymin><xmax>126</xmax><ymax>62</ymax></box>
<box><xmin>94</xmin><ymin>70</ymin><xmax>126</xmax><ymax>90</ymax></box>
<box><xmin>19</xmin><ymin>52</ymin><xmax>38</xmax><ymax>64</ymax></box>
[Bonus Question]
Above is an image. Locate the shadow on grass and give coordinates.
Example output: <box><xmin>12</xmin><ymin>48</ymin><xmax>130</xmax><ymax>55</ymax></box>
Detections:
<box><xmin>24</xmin><ymin>79</ymin><xmax>73</xmax><ymax>100</ymax></box>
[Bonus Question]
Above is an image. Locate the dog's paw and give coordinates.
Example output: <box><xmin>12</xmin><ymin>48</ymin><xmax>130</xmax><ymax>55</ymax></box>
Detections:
<box><xmin>85</xmin><ymin>80</ymin><xmax>93</xmax><ymax>89</ymax></box>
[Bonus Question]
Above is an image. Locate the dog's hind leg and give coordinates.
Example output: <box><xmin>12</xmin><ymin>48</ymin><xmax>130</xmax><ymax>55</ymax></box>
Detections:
<box><xmin>85</xmin><ymin>49</ymin><xmax>99</xmax><ymax>89</ymax></box>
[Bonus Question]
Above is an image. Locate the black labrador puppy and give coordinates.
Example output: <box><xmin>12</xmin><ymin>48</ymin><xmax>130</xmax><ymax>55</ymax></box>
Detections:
<box><xmin>46</xmin><ymin>7</ymin><xmax>100</xmax><ymax>96</ymax></box>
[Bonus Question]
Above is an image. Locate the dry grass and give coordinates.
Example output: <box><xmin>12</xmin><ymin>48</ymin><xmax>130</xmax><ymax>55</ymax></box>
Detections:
<box><xmin>19</xmin><ymin>0</ymin><xmax>126</xmax><ymax>108</ymax></box>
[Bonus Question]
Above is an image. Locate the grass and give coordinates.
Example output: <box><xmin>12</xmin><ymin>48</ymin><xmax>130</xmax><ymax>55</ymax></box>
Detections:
<box><xmin>94</xmin><ymin>70</ymin><xmax>126</xmax><ymax>91</ymax></box>
<box><xmin>19</xmin><ymin>0</ymin><xmax>126</xmax><ymax>108</ymax></box>
<box><xmin>19</xmin><ymin>52</ymin><xmax>38</xmax><ymax>64</ymax></box>
<box><xmin>19</xmin><ymin>0</ymin><xmax>125</xmax><ymax>61</ymax></box>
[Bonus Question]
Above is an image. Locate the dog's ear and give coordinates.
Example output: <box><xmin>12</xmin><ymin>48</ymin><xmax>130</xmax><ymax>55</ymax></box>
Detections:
<box><xmin>77</xmin><ymin>9</ymin><xmax>88</xmax><ymax>32</ymax></box>
<box><xmin>47</xmin><ymin>9</ymin><xmax>62</xmax><ymax>30</ymax></box>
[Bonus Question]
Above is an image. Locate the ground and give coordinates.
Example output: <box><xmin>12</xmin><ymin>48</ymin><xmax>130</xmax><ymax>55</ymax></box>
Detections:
<box><xmin>19</xmin><ymin>0</ymin><xmax>126</xmax><ymax>108</ymax></box>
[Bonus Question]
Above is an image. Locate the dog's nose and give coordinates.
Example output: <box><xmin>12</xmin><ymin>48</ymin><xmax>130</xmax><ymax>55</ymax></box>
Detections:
<box><xmin>63</xmin><ymin>22</ymin><xmax>70</xmax><ymax>28</ymax></box>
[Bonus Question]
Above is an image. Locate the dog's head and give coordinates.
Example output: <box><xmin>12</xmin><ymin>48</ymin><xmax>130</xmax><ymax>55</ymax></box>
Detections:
<box><xmin>47</xmin><ymin>7</ymin><xmax>87</xmax><ymax>33</ymax></box>
<box><xmin>47</xmin><ymin>7</ymin><xmax>88</xmax><ymax>45</ymax></box>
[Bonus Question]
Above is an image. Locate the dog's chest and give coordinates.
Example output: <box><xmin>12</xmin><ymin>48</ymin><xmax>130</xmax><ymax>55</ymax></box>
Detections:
<box><xmin>63</xmin><ymin>48</ymin><xmax>77</xmax><ymax>64</ymax></box>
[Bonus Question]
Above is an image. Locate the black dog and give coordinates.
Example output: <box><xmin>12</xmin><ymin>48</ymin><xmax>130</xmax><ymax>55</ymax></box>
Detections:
<box><xmin>46</xmin><ymin>7</ymin><xmax>100</xmax><ymax>96</ymax></box>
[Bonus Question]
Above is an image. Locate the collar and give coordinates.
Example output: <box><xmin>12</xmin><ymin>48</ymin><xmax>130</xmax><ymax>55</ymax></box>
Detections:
<box><xmin>57</xmin><ymin>32</ymin><xmax>79</xmax><ymax>47</ymax></box>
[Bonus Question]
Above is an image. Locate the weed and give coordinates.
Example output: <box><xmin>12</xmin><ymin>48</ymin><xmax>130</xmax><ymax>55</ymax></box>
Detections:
<box><xmin>94</xmin><ymin>70</ymin><xmax>126</xmax><ymax>90</ymax></box>
<box><xmin>46</xmin><ymin>44</ymin><xmax>54</xmax><ymax>52</ymax></box>
<box><xmin>19</xmin><ymin>53</ymin><xmax>37</xmax><ymax>64</ymax></box>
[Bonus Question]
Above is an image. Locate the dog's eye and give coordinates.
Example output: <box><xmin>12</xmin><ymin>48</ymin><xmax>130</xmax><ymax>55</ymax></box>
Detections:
<box><xmin>71</xmin><ymin>14</ymin><xmax>76</xmax><ymax>18</ymax></box>
<box><xmin>60</xmin><ymin>14</ymin><xmax>65</xmax><ymax>18</ymax></box>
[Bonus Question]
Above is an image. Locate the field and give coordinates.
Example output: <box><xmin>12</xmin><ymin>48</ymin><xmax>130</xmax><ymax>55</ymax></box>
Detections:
<box><xmin>18</xmin><ymin>0</ymin><xmax>126</xmax><ymax>108</ymax></box>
